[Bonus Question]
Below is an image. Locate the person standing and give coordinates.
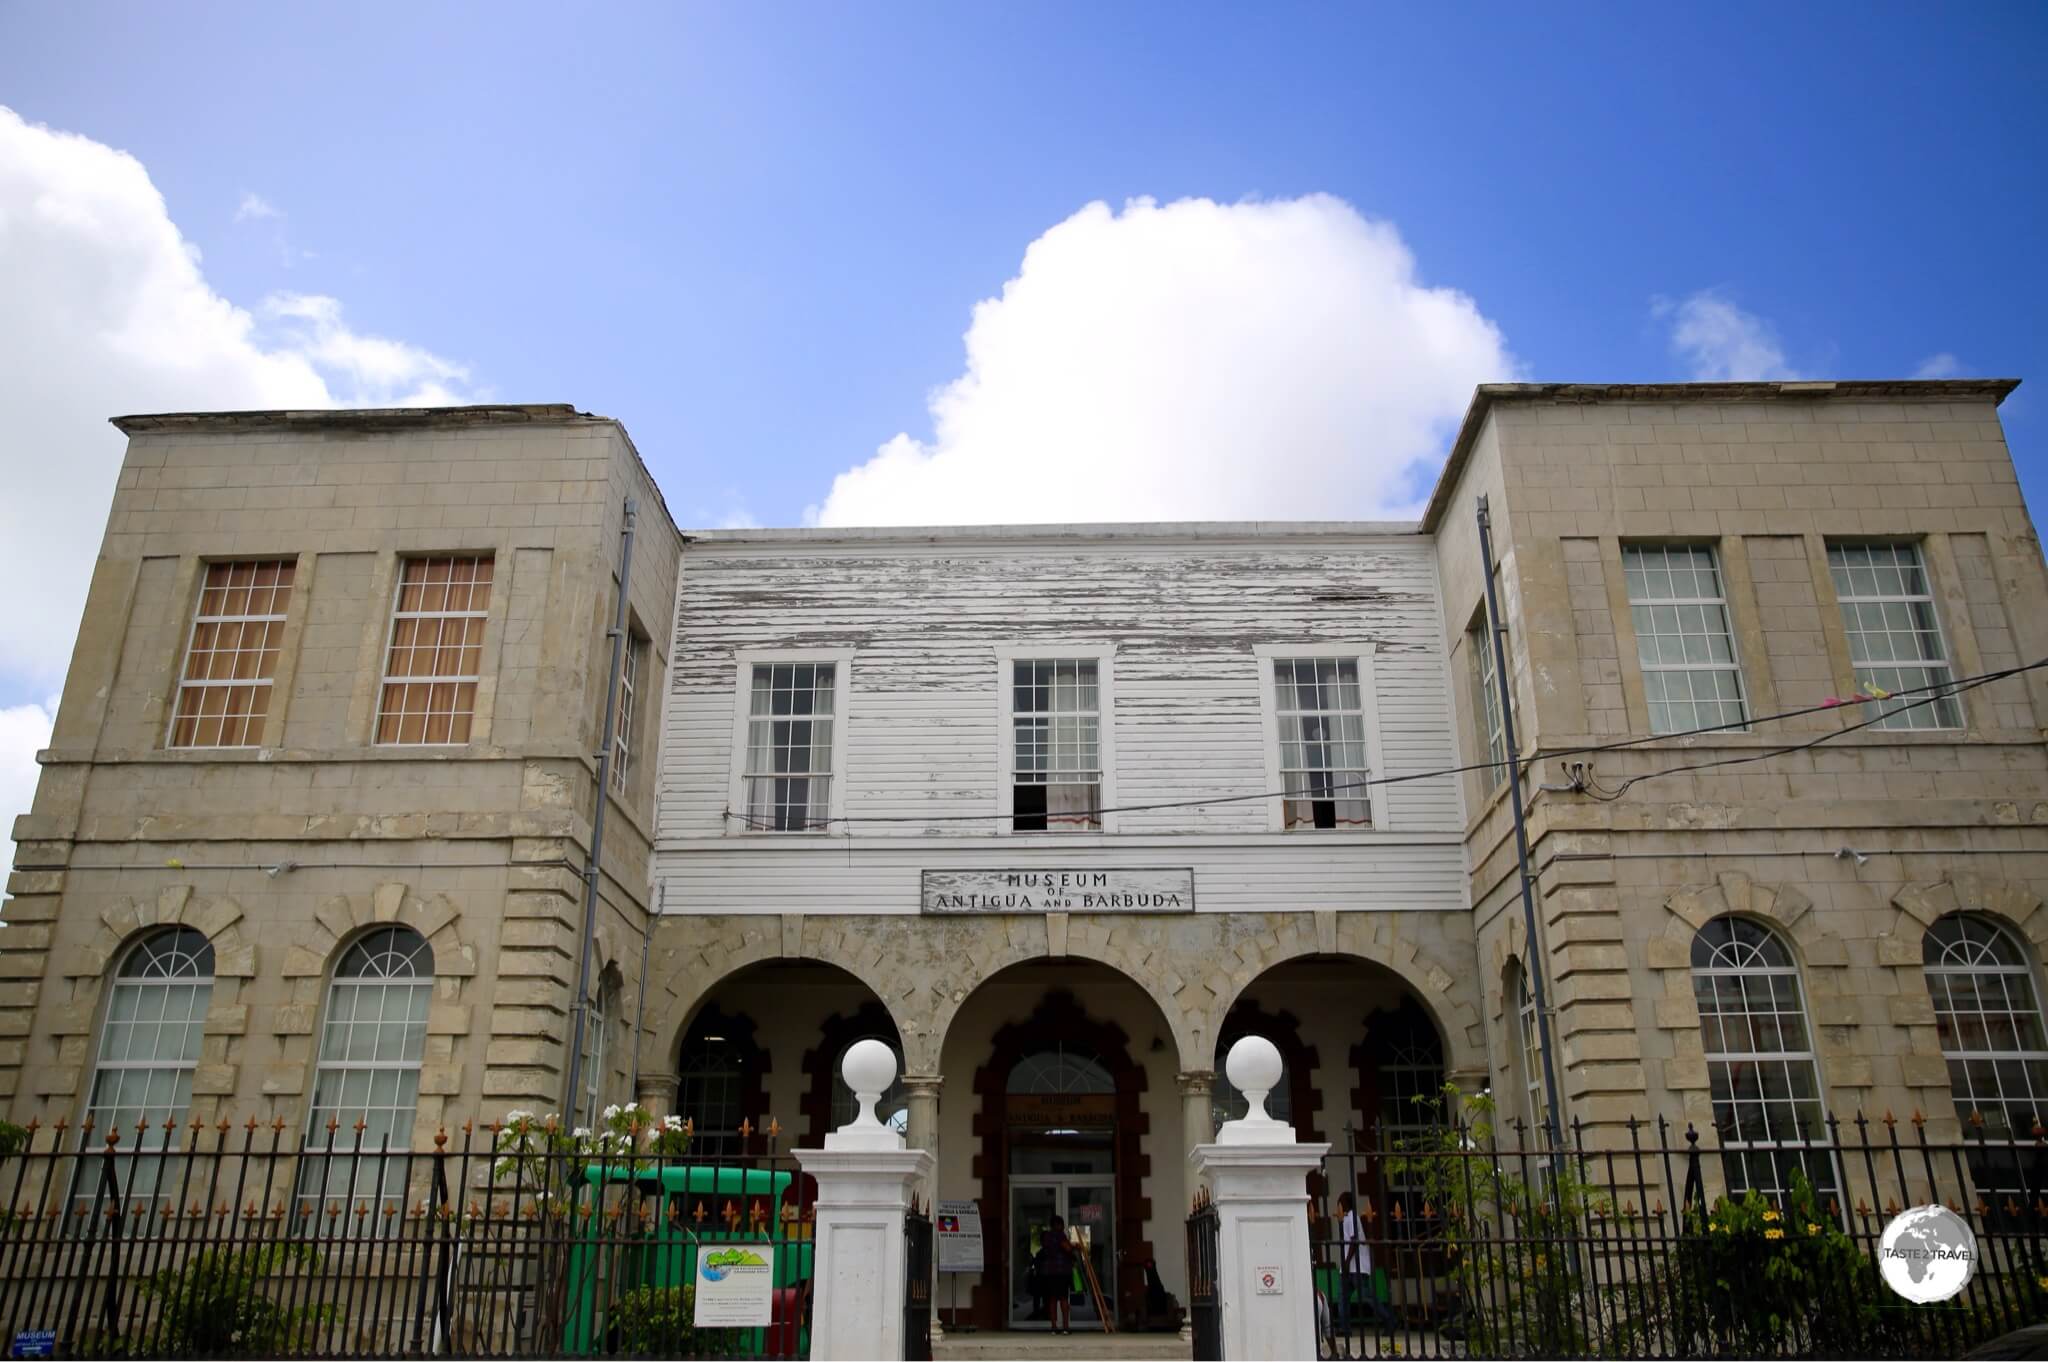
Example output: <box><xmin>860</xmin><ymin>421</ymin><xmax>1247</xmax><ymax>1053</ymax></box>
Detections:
<box><xmin>1335</xmin><ymin>1191</ymin><xmax>1395</xmax><ymax>1337</ymax></box>
<box><xmin>1036</xmin><ymin>1215</ymin><xmax>1077</xmax><ymax>1334</ymax></box>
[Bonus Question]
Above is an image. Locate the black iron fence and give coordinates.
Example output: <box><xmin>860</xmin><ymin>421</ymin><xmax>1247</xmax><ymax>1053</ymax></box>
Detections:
<box><xmin>903</xmin><ymin>1202</ymin><xmax>932</xmax><ymax>1361</ymax></box>
<box><xmin>1186</xmin><ymin>1189</ymin><xmax>1222</xmax><ymax>1361</ymax></box>
<box><xmin>0</xmin><ymin>1115</ymin><xmax>816</xmax><ymax>1359</ymax></box>
<box><xmin>1311</xmin><ymin>1109</ymin><xmax>2048</xmax><ymax>1359</ymax></box>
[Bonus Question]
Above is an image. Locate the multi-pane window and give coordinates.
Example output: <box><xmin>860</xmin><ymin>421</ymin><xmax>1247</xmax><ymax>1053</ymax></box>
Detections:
<box><xmin>578</xmin><ymin>987</ymin><xmax>610</xmax><ymax>1130</ymax></box>
<box><xmin>1827</xmin><ymin>542</ymin><xmax>1961</xmax><ymax>730</ymax></box>
<box><xmin>1470</xmin><ymin>623</ymin><xmax>1508</xmax><ymax>793</ymax></box>
<box><xmin>610</xmin><ymin>633</ymin><xmax>643</xmax><ymax>795</ymax></box>
<box><xmin>1623</xmin><ymin>545</ymin><xmax>1748</xmax><ymax>734</ymax></box>
<box><xmin>1692</xmin><ymin>917</ymin><xmax>1837</xmax><ymax>1203</ymax></box>
<box><xmin>77</xmin><ymin>929</ymin><xmax>214</xmax><ymax>1207</ymax></box>
<box><xmin>1273</xmin><ymin>658</ymin><xmax>1369</xmax><ymax>829</ymax></box>
<box><xmin>677</xmin><ymin>1032</ymin><xmax>750</xmax><ymax>1158</ymax></box>
<box><xmin>1923</xmin><ymin>914</ymin><xmax>2048</xmax><ymax>1206</ymax></box>
<box><xmin>302</xmin><ymin>927</ymin><xmax>432</xmax><ymax>1210</ymax></box>
<box><xmin>1376</xmin><ymin>1030</ymin><xmax>1446</xmax><ymax>1238</ymax></box>
<box><xmin>376</xmin><ymin>556</ymin><xmax>493</xmax><ymax>745</ymax></box>
<box><xmin>1012</xmin><ymin>659</ymin><xmax>1101</xmax><ymax>831</ymax></box>
<box><xmin>742</xmin><ymin>662</ymin><xmax>836</xmax><ymax>831</ymax></box>
<box><xmin>168</xmin><ymin>560</ymin><xmax>296</xmax><ymax>748</ymax></box>
<box><xmin>1510</xmin><ymin>964</ymin><xmax>1550</xmax><ymax>1142</ymax></box>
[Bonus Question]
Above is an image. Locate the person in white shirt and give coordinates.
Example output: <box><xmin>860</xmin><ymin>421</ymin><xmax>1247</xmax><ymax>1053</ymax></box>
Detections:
<box><xmin>1335</xmin><ymin>1191</ymin><xmax>1396</xmax><ymax>1336</ymax></box>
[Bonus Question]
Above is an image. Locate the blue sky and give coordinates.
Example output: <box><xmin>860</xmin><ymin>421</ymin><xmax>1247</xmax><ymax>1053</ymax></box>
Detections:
<box><xmin>2</xmin><ymin>2</ymin><xmax>2047</xmax><ymax>856</ymax></box>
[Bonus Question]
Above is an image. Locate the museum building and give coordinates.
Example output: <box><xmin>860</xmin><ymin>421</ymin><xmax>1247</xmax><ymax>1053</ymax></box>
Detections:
<box><xmin>5</xmin><ymin>378</ymin><xmax>2048</xmax><ymax>1331</ymax></box>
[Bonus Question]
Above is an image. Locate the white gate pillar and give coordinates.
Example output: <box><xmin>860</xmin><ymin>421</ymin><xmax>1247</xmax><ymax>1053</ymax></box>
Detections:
<box><xmin>795</xmin><ymin>1039</ymin><xmax>934</xmax><ymax>1362</ymax></box>
<box><xmin>1189</xmin><ymin>1036</ymin><xmax>1329</xmax><ymax>1362</ymax></box>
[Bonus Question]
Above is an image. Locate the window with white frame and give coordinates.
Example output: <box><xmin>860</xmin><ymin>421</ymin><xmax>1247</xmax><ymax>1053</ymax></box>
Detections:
<box><xmin>375</xmin><ymin>555</ymin><xmax>493</xmax><ymax>745</ymax></box>
<box><xmin>76</xmin><ymin>929</ymin><xmax>214</xmax><ymax>1207</ymax></box>
<box><xmin>168</xmin><ymin>560</ymin><xmax>296</xmax><ymax>749</ymax></box>
<box><xmin>610</xmin><ymin>631</ymin><xmax>643</xmax><ymax>795</ymax></box>
<box><xmin>578</xmin><ymin>984</ymin><xmax>612</xmax><ymax>1130</ymax></box>
<box><xmin>1272</xmin><ymin>657</ymin><xmax>1369</xmax><ymax>829</ymax></box>
<box><xmin>1470</xmin><ymin>622</ymin><xmax>1508</xmax><ymax>793</ymax></box>
<box><xmin>1509</xmin><ymin>963</ymin><xmax>1550</xmax><ymax>1143</ymax></box>
<box><xmin>1622</xmin><ymin>545</ymin><xmax>1748</xmax><ymax>734</ymax></box>
<box><xmin>1923</xmin><ymin>914</ymin><xmax>2048</xmax><ymax>1192</ymax></box>
<box><xmin>1827</xmin><ymin>542</ymin><xmax>1961</xmax><ymax>730</ymax></box>
<box><xmin>1691</xmin><ymin>916</ymin><xmax>1838</xmax><ymax>1203</ymax></box>
<box><xmin>301</xmin><ymin>927</ymin><xmax>432</xmax><ymax>1212</ymax></box>
<box><xmin>741</xmin><ymin>662</ymin><xmax>836</xmax><ymax>831</ymax></box>
<box><xmin>1011</xmin><ymin>658</ymin><xmax>1102</xmax><ymax>831</ymax></box>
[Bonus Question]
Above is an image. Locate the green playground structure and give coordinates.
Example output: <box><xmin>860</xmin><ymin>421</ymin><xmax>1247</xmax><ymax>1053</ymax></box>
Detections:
<box><xmin>560</xmin><ymin>1161</ymin><xmax>813</xmax><ymax>1357</ymax></box>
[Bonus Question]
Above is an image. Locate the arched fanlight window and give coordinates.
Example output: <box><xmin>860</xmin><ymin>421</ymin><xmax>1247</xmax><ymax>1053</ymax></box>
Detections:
<box><xmin>78</xmin><ymin>929</ymin><xmax>214</xmax><ymax>1205</ymax></box>
<box><xmin>833</xmin><ymin>1035</ymin><xmax>909</xmax><ymax>1132</ymax></box>
<box><xmin>1007</xmin><ymin>1045</ymin><xmax>1115</xmax><ymax>1096</ymax></box>
<box><xmin>1924</xmin><ymin>913</ymin><xmax>2048</xmax><ymax>1204</ymax></box>
<box><xmin>302</xmin><ymin>926</ymin><xmax>432</xmax><ymax>1210</ymax></box>
<box><xmin>1692</xmin><ymin>916</ymin><xmax>1837</xmax><ymax>1202</ymax></box>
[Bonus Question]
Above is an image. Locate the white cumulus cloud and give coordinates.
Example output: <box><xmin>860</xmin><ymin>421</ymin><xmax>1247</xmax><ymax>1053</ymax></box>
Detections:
<box><xmin>808</xmin><ymin>195</ymin><xmax>1516</xmax><ymax>527</ymax></box>
<box><xmin>0</xmin><ymin>105</ymin><xmax>474</xmax><ymax>874</ymax></box>
<box><xmin>1654</xmin><ymin>290</ymin><xmax>1802</xmax><ymax>382</ymax></box>
<box><xmin>1913</xmin><ymin>352</ymin><xmax>1965</xmax><ymax>380</ymax></box>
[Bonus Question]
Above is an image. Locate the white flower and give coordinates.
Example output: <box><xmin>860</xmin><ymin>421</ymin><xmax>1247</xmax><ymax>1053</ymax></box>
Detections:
<box><xmin>602</xmin><ymin>1104</ymin><xmax>622</xmax><ymax>1121</ymax></box>
<box><xmin>663</xmin><ymin>1115</ymin><xmax>684</xmax><ymax>1131</ymax></box>
<box><xmin>572</xmin><ymin>1127</ymin><xmax>592</xmax><ymax>1140</ymax></box>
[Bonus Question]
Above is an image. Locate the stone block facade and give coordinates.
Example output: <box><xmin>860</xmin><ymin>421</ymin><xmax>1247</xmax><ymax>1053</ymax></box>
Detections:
<box><xmin>1428</xmin><ymin>380</ymin><xmax>2048</xmax><ymax>1172</ymax></box>
<box><xmin>2</xmin><ymin>406</ymin><xmax>681</xmax><ymax>1141</ymax></box>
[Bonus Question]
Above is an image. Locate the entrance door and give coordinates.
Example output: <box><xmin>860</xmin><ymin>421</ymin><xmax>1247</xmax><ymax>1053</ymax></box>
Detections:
<box><xmin>1007</xmin><ymin>1177</ymin><xmax>1117</xmax><ymax>1330</ymax></box>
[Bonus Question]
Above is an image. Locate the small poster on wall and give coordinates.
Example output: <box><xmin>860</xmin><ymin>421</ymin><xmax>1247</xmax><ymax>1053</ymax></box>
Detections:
<box><xmin>935</xmin><ymin>1199</ymin><xmax>985</xmax><ymax>1272</ymax></box>
<box><xmin>693</xmin><ymin>1244</ymin><xmax>775</xmax><ymax>1327</ymax></box>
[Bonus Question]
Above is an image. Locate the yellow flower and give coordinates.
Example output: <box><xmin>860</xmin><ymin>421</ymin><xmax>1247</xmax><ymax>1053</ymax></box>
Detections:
<box><xmin>1762</xmin><ymin>1209</ymin><xmax>1780</xmax><ymax>1222</ymax></box>
<box><xmin>2037</xmin><ymin>1275</ymin><xmax>2048</xmax><ymax>1293</ymax></box>
<box><xmin>1764</xmin><ymin>1228</ymin><xmax>1784</xmax><ymax>1240</ymax></box>
<box><xmin>1807</xmin><ymin>1223</ymin><xmax>1821</xmax><ymax>1235</ymax></box>
<box><xmin>1709</xmin><ymin>1221</ymin><xmax>1723</xmax><ymax>1233</ymax></box>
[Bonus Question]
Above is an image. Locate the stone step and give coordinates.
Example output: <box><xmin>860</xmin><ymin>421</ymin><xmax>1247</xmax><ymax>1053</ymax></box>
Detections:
<box><xmin>933</xmin><ymin>1328</ymin><xmax>1191</xmax><ymax>1360</ymax></box>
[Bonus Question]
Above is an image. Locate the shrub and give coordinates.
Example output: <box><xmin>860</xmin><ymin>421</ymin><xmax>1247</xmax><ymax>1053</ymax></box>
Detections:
<box><xmin>608</xmin><ymin>1283</ymin><xmax>730</xmax><ymax>1355</ymax></box>
<box><xmin>137</xmin><ymin>1242</ymin><xmax>333</xmax><ymax>1354</ymax></box>
<box><xmin>1677</xmin><ymin>1172</ymin><xmax>1878</xmax><ymax>1355</ymax></box>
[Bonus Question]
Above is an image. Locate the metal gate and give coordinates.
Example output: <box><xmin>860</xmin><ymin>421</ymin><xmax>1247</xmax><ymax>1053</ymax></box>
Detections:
<box><xmin>903</xmin><ymin>1201</ymin><xmax>933</xmax><ymax>1360</ymax></box>
<box><xmin>1186</xmin><ymin>1188</ymin><xmax>1222</xmax><ymax>1361</ymax></box>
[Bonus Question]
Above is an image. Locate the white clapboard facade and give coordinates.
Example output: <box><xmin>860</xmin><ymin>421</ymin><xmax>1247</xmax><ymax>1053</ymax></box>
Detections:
<box><xmin>649</xmin><ymin>521</ymin><xmax>1483</xmax><ymax>1332</ymax></box>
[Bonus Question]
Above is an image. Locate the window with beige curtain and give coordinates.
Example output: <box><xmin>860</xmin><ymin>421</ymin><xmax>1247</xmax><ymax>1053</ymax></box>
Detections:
<box><xmin>167</xmin><ymin>560</ymin><xmax>296</xmax><ymax>748</ymax></box>
<box><xmin>375</xmin><ymin>555</ymin><xmax>493</xmax><ymax>745</ymax></box>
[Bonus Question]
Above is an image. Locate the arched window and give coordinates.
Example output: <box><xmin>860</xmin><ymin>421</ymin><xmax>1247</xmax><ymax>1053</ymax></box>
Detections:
<box><xmin>80</xmin><ymin>929</ymin><xmax>214</xmax><ymax>1203</ymax></box>
<box><xmin>834</xmin><ymin>1036</ymin><xmax>909</xmax><ymax>1132</ymax></box>
<box><xmin>1007</xmin><ymin>1045</ymin><xmax>1116</xmax><ymax>1095</ymax></box>
<box><xmin>1508</xmin><ymin>962</ymin><xmax>1551</xmax><ymax>1144</ymax></box>
<box><xmin>577</xmin><ymin>977</ymin><xmax>620</xmax><ymax>1131</ymax></box>
<box><xmin>1691</xmin><ymin>917</ymin><xmax>1836</xmax><ymax>1202</ymax></box>
<box><xmin>1924</xmin><ymin>914</ymin><xmax>2048</xmax><ymax>1203</ymax></box>
<box><xmin>302</xmin><ymin>926</ymin><xmax>432</xmax><ymax>1209</ymax></box>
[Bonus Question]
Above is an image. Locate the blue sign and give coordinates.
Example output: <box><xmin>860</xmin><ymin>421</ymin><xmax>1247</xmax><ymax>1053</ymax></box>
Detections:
<box><xmin>11</xmin><ymin>1330</ymin><xmax>53</xmax><ymax>1359</ymax></box>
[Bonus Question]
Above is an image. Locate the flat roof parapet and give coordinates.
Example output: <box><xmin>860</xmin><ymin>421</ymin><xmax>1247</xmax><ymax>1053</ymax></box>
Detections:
<box><xmin>110</xmin><ymin>404</ymin><xmax>595</xmax><ymax>435</ymax></box>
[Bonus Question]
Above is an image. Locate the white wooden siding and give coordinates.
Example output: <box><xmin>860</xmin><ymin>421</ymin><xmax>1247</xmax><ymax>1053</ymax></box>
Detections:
<box><xmin>655</xmin><ymin>529</ymin><xmax>1467</xmax><ymax>914</ymax></box>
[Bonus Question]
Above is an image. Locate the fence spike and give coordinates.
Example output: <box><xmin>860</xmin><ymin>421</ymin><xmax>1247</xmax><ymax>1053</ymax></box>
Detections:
<box><xmin>435</xmin><ymin>1128</ymin><xmax>448</xmax><ymax>1149</ymax></box>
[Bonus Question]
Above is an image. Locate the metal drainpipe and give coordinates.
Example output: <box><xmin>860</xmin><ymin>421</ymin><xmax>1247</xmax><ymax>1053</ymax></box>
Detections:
<box><xmin>1477</xmin><ymin>494</ymin><xmax>1566</xmax><ymax>1147</ymax></box>
<box><xmin>563</xmin><ymin>496</ymin><xmax>638</xmax><ymax>1123</ymax></box>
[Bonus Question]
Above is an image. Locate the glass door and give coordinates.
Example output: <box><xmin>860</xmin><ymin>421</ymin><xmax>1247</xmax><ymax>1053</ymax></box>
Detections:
<box><xmin>1009</xmin><ymin>1179</ymin><xmax>1061</xmax><ymax>1328</ymax></box>
<box><xmin>1008</xmin><ymin>1177</ymin><xmax>1117</xmax><ymax>1329</ymax></box>
<box><xmin>1064</xmin><ymin>1180</ymin><xmax>1115</xmax><ymax>1331</ymax></box>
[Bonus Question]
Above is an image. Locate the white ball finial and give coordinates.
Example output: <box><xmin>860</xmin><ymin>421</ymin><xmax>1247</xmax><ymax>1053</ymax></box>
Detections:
<box><xmin>842</xmin><ymin>1038</ymin><xmax>898</xmax><ymax>1129</ymax></box>
<box><xmin>1225</xmin><ymin>1035</ymin><xmax>1284</xmax><ymax>1122</ymax></box>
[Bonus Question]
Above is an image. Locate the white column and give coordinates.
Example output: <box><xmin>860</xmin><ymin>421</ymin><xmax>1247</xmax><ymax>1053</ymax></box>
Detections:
<box><xmin>795</xmin><ymin>1039</ymin><xmax>935</xmax><ymax>1362</ymax></box>
<box><xmin>1188</xmin><ymin>1036</ymin><xmax>1330</xmax><ymax>1362</ymax></box>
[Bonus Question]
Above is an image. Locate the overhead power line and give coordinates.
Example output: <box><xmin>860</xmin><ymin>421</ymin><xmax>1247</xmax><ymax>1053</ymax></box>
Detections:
<box><xmin>723</xmin><ymin>656</ymin><xmax>2047</xmax><ymax>830</ymax></box>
